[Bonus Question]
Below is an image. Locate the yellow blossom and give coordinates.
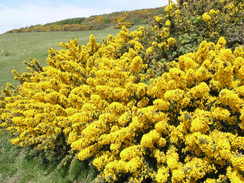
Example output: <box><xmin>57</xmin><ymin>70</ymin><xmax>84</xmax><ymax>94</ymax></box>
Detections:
<box><xmin>165</xmin><ymin>19</ymin><xmax>171</xmax><ymax>27</ymax></box>
<box><xmin>202</xmin><ymin>13</ymin><xmax>212</xmax><ymax>22</ymax></box>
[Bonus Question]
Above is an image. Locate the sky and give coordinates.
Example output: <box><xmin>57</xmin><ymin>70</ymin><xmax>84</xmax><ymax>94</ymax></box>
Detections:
<box><xmin>0</xmin><ymin>0</ymin><xmax>168</xmax><ymax>34</ymax></box>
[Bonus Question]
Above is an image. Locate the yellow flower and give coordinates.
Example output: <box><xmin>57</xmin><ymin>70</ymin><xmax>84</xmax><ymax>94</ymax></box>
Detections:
<box><xmin>167</xmin><ymin>37</ymin><xmax>176</xmax><ymax>46</ymax></box>
<box><xmin>172</xmin><ymin>169</ymin><xmax>185</xmax><ymax>182</ymax></box>
<box><xmin>235</xmin><ymin>86</ymin><xmax>244</xmax><ymax>97</ymax></box>
<box><xmin>174</xmin><ymin>9</ymin><xmax>181</xmax><ymax>16</ymax></box>
<box><xmin>77</xmin><ymin>146</ymin><xmax>96</xmax><ymax>161</ymax></box>
<box><xmin>137</xmin><ymin>97</ymin><xmax>149</xmax><ymax>108</ymax></box>
<box><xmin>153</xmin><ymin>149</ymin><xmax>166</xmax><ymax>164</ymax></box>
<box><xmin>129</xmin><ymin>56</ymin><xmax>144</xmax><ymax>73</ymax></box>
<box><xmin>92</xmin><ymin>152</ymin><xmax>114</xmax><ymax>170</ymax></box>
<box><xmin>166</xmin><ymin>147</ymin><xmax>180</xmax><ymax>170</ymax></box>
<box><xmin>231</xmin><ymin>155</ymin><xmax>244</xmax><ymax>171</ymax></box>
<box><xmin>164</xmin><ymin>89</ymin><xmax>185</xmax><ymax>102</ymax></box>
<box><xmin>120</xmin><ymin>145</ymin><xmax>143</xmax><ymax>161</ymax></box>
<box><xmin>153</xmin><ymin>99</ymin><xmax>170</xmax><ymax>111</ymax></box>
<box><xmin>190</xmin><ymin>117</ymin><xmax>209</xmax><ymax>133</ymax></box>
<box><xmin>217</xmin><ymin>37</ymin><xmax>227</xmax><ymax>47</ymax></box>
<box><xmin>202</xmin><ymin>13</ymin><xmax>212</xmax><ymax>22</ymax></box>
<box><xmin>155</xmin><ymin>167</ymin><xmax>169</xmax><ymax>183</ymax></box>
<box><xmin>190</xmin><ymin>82</ymin><xmax>210</xmax><ymax>98</ymax></box>
<box><xmin>227</xmin><ymin>166</ymin><xmax>244</xmax><ymax>183</ymax></box>
<box><xmin>146</xmin><ymin>46</ymin><xmax>154</xmax><ymax>55</ymax></box>
<box><xmin>165</xmin><ymin>19</ymin><xmax>171</xmax><ymax>27</ymax></box>
<box><xmin>160</xmin><ymin>27</ymin><xmax>170</xmax><ymax>38</ymax></box>
<box><xmin>140</xmin><ymin>130</ymin><xmax>160</xmax><ymax>148</ymax></box>
<box><xmin>165</xmin><ymin>4</ymin><xmax>174</xmax><ymax>12</ymax></box>
<box><xmin>209</xmin><ymin>9</ymin><xmax>219</xmax><ymax>15</ymax></box>
<box><xmin>125</xmin><ymin>157</ymin><xmax>143</xmax><ymax>173</ymax></box>
<box><xmin>211</xmin><ymin>107</ymin><xmax>231</xmax><ymax>121</ymax></box>
<box><xmin>155</xmin><ymin>120</ymin><xmax>169</xmax><ymax>134</ymax></box>
<box><xmin>10</xmin><ymin>138</ymin><xmax>20</xmax><ymax>145</ymax></box>
<box><xmin>154</xmin><ymin>16</ymin><xmax>163</xmax><ymax>23</ymax></box>
<box><xmin>219</xmin><ymin>89</ymin><xmax>242</xmax><ymax>111</ymax></box>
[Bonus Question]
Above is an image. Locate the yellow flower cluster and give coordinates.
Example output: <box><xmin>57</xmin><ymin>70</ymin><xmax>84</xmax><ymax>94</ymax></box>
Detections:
<box><xmin>201</xmin><ymin>9</ymin><xmax>220</xmax><ymax>23</ymax></box>
<box><xmin>1</xmin><ymin>31</ymin><xmax>243</xmax><ymax>182</ymax></box>
<box><xmin>154</xmin><ymin>16</ymin><xmax>163</xmax><ymax>23</ymax></box>
<box><xmin>202</xmin><ymin>12</ymin><xmax>212</xmax><ymax>22</ymax></box>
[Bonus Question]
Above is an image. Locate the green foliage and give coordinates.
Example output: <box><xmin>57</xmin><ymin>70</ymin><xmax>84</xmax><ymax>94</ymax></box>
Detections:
<box><xmin>68</xmin><ymin>158</ymin><xmax>84</xmax><ymax>181</ymax></box>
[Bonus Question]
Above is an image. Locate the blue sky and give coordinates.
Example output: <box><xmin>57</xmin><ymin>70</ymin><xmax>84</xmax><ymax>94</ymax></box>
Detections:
<box><xmin>0</xmin><ymin>0</ymin><xmax>168</xmax><ymax>34</ymax></box>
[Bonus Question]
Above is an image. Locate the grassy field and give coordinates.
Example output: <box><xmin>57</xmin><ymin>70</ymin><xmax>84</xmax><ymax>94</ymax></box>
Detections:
<box><xmin>0</xmin><ymin>27</ymin><xmax>119</xmax><ymax>86</ymax></box>
<box><xmin>0</xmin><ymin>28</ymin><xmax>120</xmax><ymax>183</ymax></box>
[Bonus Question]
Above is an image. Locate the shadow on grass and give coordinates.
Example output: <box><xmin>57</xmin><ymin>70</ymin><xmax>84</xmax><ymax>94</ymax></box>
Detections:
<box><xmin>0</xmin><ymin>130</ymin><xmax>97</xmax><ymax>183</ymax></box>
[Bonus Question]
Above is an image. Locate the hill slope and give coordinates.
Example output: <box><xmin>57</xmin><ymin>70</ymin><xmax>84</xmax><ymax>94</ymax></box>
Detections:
<box><xmin>7</xmin><ymin>7</ymin><xmax>162</xmax><ymax>33</ymax></box>
<box><xmin>0</xmin><ymin>28</ymin><xmax>119</xmax><ymax>86</ymax></box>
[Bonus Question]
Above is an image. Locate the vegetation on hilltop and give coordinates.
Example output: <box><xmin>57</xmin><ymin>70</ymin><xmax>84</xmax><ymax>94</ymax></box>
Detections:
<box><xmin>7</xmin><ymin>7</ymin><xmax>162</xmax><ymax>33</ymax></box>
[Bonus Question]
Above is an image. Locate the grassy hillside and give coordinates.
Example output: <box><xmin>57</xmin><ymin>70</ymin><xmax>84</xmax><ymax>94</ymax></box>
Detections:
<box><xmin>7</xmin><ymin>7</ymin><xmax>162</xmax><ymax>33</ymax></box>
<box><xmin>48</xmin><ymin>7</ymin><xmax>162</xmax><ymax>26</ymax></box>
<box><xmin>0</xmin><ymin>28</ymin><xmax>119</xmax><ymax>86</ymax></box>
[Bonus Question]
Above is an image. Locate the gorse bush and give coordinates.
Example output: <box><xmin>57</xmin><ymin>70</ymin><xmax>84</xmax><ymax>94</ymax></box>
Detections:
<box><xmin>2</xmin><ymin>36</ymin><xmax>243</xmax><ymax>182</ymax></box>
<box><xmin>0</xmin><ymin>0</ymin><xmax>243</xmax><ymax>183</ymax></box>
<box><xmin>151</xmin><ymin>0</ymin><xmax>243</xmax><ymax>57</ymax></box>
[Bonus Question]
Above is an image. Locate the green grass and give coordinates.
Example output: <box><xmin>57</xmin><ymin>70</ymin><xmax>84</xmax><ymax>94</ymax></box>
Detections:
<box><xmin>0</xmin><ymin>131</ymin><xmax>97</xmax><ymax>183</ymax></box>
<box><xmin>0</xmin><ymin>27</ymin><xmax>119</xmax><ymax>86</ymax></box>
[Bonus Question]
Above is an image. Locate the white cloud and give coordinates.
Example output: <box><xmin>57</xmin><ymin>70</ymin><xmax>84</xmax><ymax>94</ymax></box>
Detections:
<box><xmin>0</xmin><ymin>3</ymin><xmax>114</xmax><ymax>34</ymax></box>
